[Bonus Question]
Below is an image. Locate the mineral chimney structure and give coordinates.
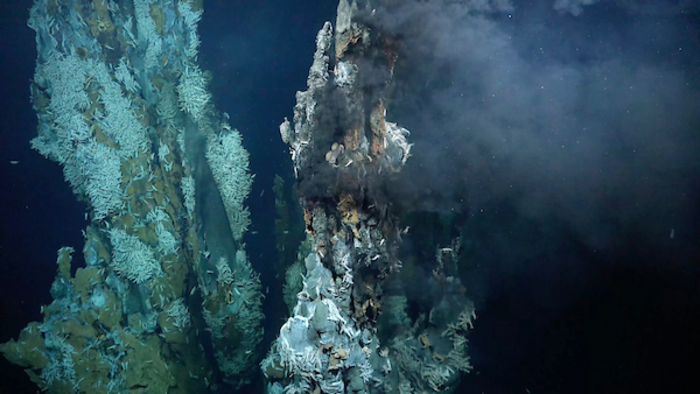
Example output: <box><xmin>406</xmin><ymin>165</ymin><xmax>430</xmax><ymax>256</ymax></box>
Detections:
<box><xmin>263</xmin><ymin>1</ymin><xmax>475</xmax><ymax>393</ymax></box>
<box><xmin>1</xmin><ymin>0</ymin><xmax>264</xmax><ymax>391</ymax></box>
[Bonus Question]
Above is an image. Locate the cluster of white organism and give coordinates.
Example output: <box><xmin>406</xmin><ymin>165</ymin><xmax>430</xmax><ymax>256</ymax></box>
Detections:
<box><xmin>181</xmin><ymin>175</ymin><xmax>196</xmax><ymax>217</ymax></box>
<box><xmin>147</xmin><ymin>208</ymin><xmax>179</xmax><ymax>255</ymax></box>
<box><xmin>76</xmin><ymin>141</ymin><xmax>125</xmax><ymax>220</ymax></box>
<box><xmin>30</xmin><ymin>44</ymin><xmax>149</xmax><ymax>220</ymax></box>
<box><xmin>216</xmin><ymin>257</ymin><xmax>234</xmax><ymax>287</ymax></box>
<box><xmin>158</xmin><ymin>142</ymin><xmax>173</xmax><ymax>172</ymax></box>
<box><xmin>319</xmin><ymin>373</ymin><xmax>345</xmax><ymax>394</ymax></box>
<box><xmin>177</xmin><ymin>63</ymin><xmax>210</xmax><ymax>123</ymax></box>
<box><xmin>205</xmin><ymin>126</ymin><xmax>253</xmax><ymax>241</ymax></box>
<box><xmin>177</xmin><ymin>0</ymin><xmax>203</xmax><ymax>59</ymax></box>
<box><xmin>30</xmin><ymin>52</ymin><xmax>91</xmax><ymax>167</ymax></box>
<box><xmin>334</xmin><ymin>61</ymin><xmax>356</xmax><ymax>87</ymax></box>
<box><xmin>90</xmin><ymin>59</ymin><xmax>149</xmax><ymax>158</ymax></box>
<box><xmin>207</xmin><ymin>250</ymin><xmax>264</xmax><ymax>380</ymax></box>
<box><xmin>134</xmin><ymin>0</ymin><xmax>163</xmax><ymax>70</ymax></box>
<box><xmin>39</xmin><ymin>332</ymin><xmax>77</xmax><ymax>388</ymax></box>
<box><xmin>156</xmin><ymin>82</ymin><xmax>180</xmax><ymax>122</ymax></box>
<box><xmin>273</xmin><ymin>317</ymin><xmax>315</xmax><ymax>377</ymax></box>
<box><xmin>114</xmin><ymin>58</ymin><xmax>140</xmax><ymax>93</ymax></box>
<box><xmin>386</xmin><ymin>122</ymin><xmax>413</xmax><ymax>165</ymax></box>
<box><xmin>108</xmin><ymin>228</ymin><xmax>163</xmax><ymax>283</ymax></box>
<box><xmin>322</xmin><ymin>298</ymin><xmax>346</xmax><ymax>325</ymax></box>
<box><xmin>165</xmin><ymin>299</ymin><xmax>191</xmax><ymax>330</ymax></box>
<box><xmin>202</xmin><ymin>308</ymin><xmax>228</xmax><ymax>340</ymax></box>
<box><xmin>35</xmin><ymin>53</ymin><xmax>91</xmax><ymax>118</ymax></box>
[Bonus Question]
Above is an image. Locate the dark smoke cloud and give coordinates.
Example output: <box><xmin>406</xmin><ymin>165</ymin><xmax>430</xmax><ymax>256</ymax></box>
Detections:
<box><xmin>372</xmin><ymin>0</ymin><xmax>700</xmax><ymax>253</ymax></box>
<box><xmin>368</xmin><ymin>7</ymin><xmax>700</xmax><ymax>387</ymax></box>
